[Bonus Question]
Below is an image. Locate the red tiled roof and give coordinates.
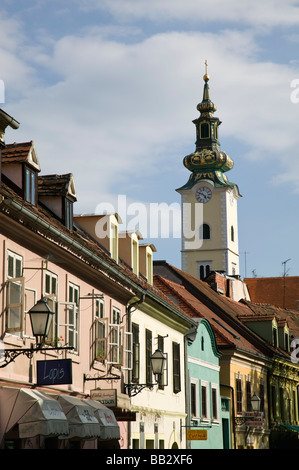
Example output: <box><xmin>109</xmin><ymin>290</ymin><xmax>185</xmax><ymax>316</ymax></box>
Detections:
<box><xmin>2</xmin><ymin>141</ymin><xmax>33</xmax><ymax>164</ymax></box>
<box><xmin>241</xmin><ymin>299</ymin><xmax>299</xmax><ymax>338</ymax></box>
<box><xmin>154</xmin><ymin>262</ymin><xmax>296</xmax><ymax>358</ymax></box>
<box><xmin>38</xmin><ymin>174</ymin><xmax>74</xmax><ymax>198</ymax></box>
<box><xmin>154</xmin><ymin>274</ymin><xmax>271</xmax><ymax>355</ymax></box>
<box><xmin>245</xmin><ymin>277</ymin><xmax>299</xmax><ymax>310</ymax></box>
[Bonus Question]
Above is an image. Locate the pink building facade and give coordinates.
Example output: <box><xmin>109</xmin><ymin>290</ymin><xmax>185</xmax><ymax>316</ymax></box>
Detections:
<box><xmin>0</xmin><ymin>138</ymin><xmax>140</xmax><ymax>449</ymax></box>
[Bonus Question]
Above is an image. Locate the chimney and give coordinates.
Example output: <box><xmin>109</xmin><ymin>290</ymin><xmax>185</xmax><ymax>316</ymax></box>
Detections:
<box><xmin>0</xmin><ymin>108</ymin><xmax>20</xmax><ymax>183</ymax></box>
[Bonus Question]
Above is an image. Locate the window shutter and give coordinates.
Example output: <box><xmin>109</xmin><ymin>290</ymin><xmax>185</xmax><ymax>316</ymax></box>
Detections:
<box><xmin>172</xmin><ymin>342</ymin><xmax>181</xmax><ymax>394</ymax></box>
<box><xmin>6</xmin><ymin>277</ymin><xmax>25</xmax><ymax>332</ymax></box>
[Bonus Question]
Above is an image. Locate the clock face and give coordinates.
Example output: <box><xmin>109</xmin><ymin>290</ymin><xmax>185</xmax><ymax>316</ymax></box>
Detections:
<box><xmin>196</xmin><ymin>187</ymin><xmax>212</xmax><ymax>203</ymax></box>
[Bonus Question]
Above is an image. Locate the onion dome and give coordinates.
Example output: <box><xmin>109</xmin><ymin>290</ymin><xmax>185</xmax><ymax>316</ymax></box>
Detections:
<box><xmin>178</xmin><ymin>62</ymin><xmax>236</xmax><ymax>190</ymax></box>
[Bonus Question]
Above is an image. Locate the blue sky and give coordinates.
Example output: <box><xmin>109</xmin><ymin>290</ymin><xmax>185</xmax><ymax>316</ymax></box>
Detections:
<box><xmin>1</xmin><ymin>0</ymin><xmax>299</xmax><ymax>279</ymax></box>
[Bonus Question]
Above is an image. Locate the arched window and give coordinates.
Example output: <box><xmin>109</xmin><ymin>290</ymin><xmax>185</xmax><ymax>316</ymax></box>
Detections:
<box><xmin>199</xmin><ymin>263</ymin><xmax>211</xmax><ymax>280</ymax></box>
<box><xmin>200</xmin><ymin>223</ymin><xmax>210</xmax><ymax>240</ymax></box>
<box><xmin>200</xmin><ymin>122</ymin><xmax>210</xmax><ymax>139</ymax></box>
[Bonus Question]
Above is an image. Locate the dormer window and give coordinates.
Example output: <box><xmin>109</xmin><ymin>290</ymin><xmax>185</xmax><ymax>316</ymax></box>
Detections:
<box><xmin>1</xmin><ymin>141</ymin><xmax>40</xmax><ymax>204</ymax></box>
<box><xmin>25</xmin><ymin>166</ymin><xmax>37</xmax><ymax>204</ymax></box>
<box><xmin>38</xmin><ymin>173</ymin><xmax>77</xmax><ymax>231</ymax></box>
<box><xmin>64</xmin><ymin>197</ymin><xmax>73</xmax><ymax>230</ymax></box>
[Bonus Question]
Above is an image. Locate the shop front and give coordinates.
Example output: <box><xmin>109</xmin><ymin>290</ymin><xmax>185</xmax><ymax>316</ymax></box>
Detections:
<box><xmin>0</xmin><ymin>386</ymin><xmax>120</xmax><ymax>449</ymax></box>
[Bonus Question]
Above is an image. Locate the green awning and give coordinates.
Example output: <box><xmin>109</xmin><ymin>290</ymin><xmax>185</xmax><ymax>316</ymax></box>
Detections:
<box><xmin>281</xmin><ymin>424</ymin><xmax>299</xmax><ymax>432</ymax></box>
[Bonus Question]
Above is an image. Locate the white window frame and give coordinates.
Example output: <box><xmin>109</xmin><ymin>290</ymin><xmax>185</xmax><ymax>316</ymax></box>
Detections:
<box><xmin>44</xmin><ymin>271</ymin><xmax>58</xmax><ymax>344</ymax></box>
<box><xmin>190</xmin><ymin>378</ymin><xmax>200</xmax><ymax>420</ymax></box>
<box><xmin>211</xmin><ymin>383</ymin><xmax>220</xmax><ymax>422</ymax></box>
<box><xmin>200</xmin><ymin>380</ymin><xmax>210</xmax><ymax>422</ymax></box>
<box><xmin>94</xmin><ymin>298</ymin><xmax>107</xmax><ymax>361</ymax></box>
<box><xmin>6</xmin><ymin>251</ymin><xmax>25</xmax><ymax>333</ymax></box>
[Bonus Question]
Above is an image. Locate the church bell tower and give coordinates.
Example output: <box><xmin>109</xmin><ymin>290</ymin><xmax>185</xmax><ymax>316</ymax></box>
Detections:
<box><xmin>177</xmin><ymin>63</ymin><xmax>241</xmax><ymax>280</ymax></box>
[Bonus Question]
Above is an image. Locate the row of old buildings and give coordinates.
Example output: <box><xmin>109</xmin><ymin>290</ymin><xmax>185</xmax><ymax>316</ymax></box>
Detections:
<box><xmin>0</xmin><ymin>69</ymin><xmax>299</xmax><ymax>450</ymax></box>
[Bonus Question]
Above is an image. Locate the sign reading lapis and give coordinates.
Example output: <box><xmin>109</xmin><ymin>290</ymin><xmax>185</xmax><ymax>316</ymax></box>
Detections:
<box><xmin>37</xmin><ymin>359</ymin><xmax>72</xmax><ymax>385</ymax></box>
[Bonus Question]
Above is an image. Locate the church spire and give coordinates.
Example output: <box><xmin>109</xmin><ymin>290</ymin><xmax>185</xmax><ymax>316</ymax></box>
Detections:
<box><xmin>178</xmin><ymin>62</ymin><xmax>235</xmax><ymax>190</ymax></box>
<box><xmin>196</xmin><ymin>60</ymin><xmax>217</xmax><ymax>117</ymax></box>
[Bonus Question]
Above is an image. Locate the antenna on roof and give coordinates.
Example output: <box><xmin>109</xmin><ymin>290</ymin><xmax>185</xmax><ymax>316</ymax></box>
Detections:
<box><xmin>282</xmin><ymin>258</ymin><xmax>291</xmax><ymax>277</ymax></box>
<box><xmin>282</xmin><ymin>258</ymin><xmax>291</xmax><ymax>308</ymax></box>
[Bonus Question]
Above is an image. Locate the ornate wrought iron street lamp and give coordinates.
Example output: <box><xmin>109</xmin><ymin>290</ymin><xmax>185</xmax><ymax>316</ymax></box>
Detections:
<box><xmin>0</xmin><ymin>297</ymin><xmax>73</xmax><ymax>368</ymax></box>
<box><xmin>28</xmin><ymin>296</ymin><xmax>55</xmax><ymax>346</ymax></box>
<box><xmin>125</xmin><ymin>348</ymin><xmax>167</xmax><ymax>397</ymax></box>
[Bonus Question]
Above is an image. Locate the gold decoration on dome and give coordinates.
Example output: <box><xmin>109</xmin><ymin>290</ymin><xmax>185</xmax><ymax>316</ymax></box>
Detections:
<box><xmin>203</xmin><ymin>59</ymin><xmax>209</xmax><ymax>82</ymax></box>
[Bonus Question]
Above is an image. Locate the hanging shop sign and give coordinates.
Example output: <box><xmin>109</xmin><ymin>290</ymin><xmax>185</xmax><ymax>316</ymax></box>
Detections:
<box><xmin>186</xmin><ymin>429</ymin><xmax>208</xmax><ymax>441</ymax></box>
<box><xmin>37</xmin><ymin>359</ymin><xmax>73</xmax><ymax>386</ymax></box>
<box><xmin>90</xmin><ymin>389</ymin><xmax>117</xmax><ymax>407</ymax></box>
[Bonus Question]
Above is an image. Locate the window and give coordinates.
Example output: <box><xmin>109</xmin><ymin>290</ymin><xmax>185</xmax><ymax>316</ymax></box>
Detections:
<box><xmin>273</xmin><ymin>327</ymin><xmax>278</xmax><ymax>348</ymax></box>
<box><xmin>68</xmin><ymin>283</ymin><xmax>79</xmax><ymax>351</ymax></box>
<box><xmin>146</xmin><ymin>329</ymin><xmax>152</xmax><ymax>385</ymax></box>
<box><xmin>95</xmin><ymin>299</ymin><xmax>107</xmax><ymax>361</ymax></box>
<box><xmin>231</xmin><ymin>226</ymin><xmax>234</xmax><ymax>242</ymax></box>
<box><xmin>64</xmin><ymin>198</ymin><xmax>73</xmax><ymax>230</ymax></box>
<box><xmin>8</xmin><ymin>251</ymin><xmax>22</xmax><ymax>278</ymax></box>
<box><xmin>200</xmin><ymin>122</ymin><xmax>210</xmax><ymax>139</ymax></box>
<box><xmin>199</xmin><ymin>262</ymin><xmax>211</xmax><ymax>280</ymax></box>
<box><xmin>201</xmin><ymin>384</ymin><xmax>208</xmax><ymax>418</ymax></box>
<box><xmin>246</xmin><ymin>380</ymin><xmax>252</xmax><ymax>412</ymax></box>
<box><xmin>6</xmin><ymin>251</ymin><xmax>24</xmax><ymax>333</ymax></box>
<box><xmin>236</xmin><ymin>378</ymin><xmax>242</xmax><ymax>414</ymax></box>
<box><xmin>24</xmin><ymin>167</ymin><xmax>36</xmax><ymax>204</ymax></box>
<box><xmin>44</xmin><ymin>271</ymin><xmax>58</xmax><ymax>344</ymax></box>
<box><xmin>259</xmin><ymin>382</ymin><xmax>265</xmax><ymax>413</ymax></box>
<box><xmin>190</xmin><ymin>379</ymin><xmax>199</xmax><ymax>418</ymax></box>
<box><xmin>132</xmin><ymin>323</ymin><xmax>140</xmax><ymax>383</ymax></box>
<box><xmin>157</xmin><ymin>335</ymin><xmax>166</xmax><ymax>389</ymax></box>
<box><xmin>199</xmin><ymin>223</ymin><xmax>210</xmax><ymax>240</ymax></box>
<box><xmin>212</xmin><ymin>386</ymin><xmax>218</xmax><ymax>419</ymax></box>
<box><xmin>109</xmin><ymin>307</ymin><xmax>122</xmax><ymax>365</ymax></box>
<box><xmin>172</xmin><ymin>342</ymin><xmax>181</xmax><ymax>394</ymax></box>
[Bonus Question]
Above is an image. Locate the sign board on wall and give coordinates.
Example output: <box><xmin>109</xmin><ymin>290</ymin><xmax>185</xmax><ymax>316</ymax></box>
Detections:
<box><xmin>37</xmin><ymin>359</ymin><xmax>72</xmax><ymax>386</ymax></box>
<box><xmin>186</xmin><ymin>429</ymin><xmax>208</xmax><ymax>440</ymax></box>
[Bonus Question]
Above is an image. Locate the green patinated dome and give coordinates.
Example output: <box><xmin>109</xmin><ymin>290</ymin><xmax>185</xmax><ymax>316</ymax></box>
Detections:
<box><xmin>178</xmin><ymin>65</ymin><xmax>236</xmax><ymax>190</ymax></box>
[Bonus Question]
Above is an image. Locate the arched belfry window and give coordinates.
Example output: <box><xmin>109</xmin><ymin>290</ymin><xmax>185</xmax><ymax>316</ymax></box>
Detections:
<box><xmin>199</xmin><ymin>263</ymin><xmax>211</xmax><ymax>280</ymax></box>
<box><xmin>200</xmin><ymin>122</ymin><xmax>210</xmax><ymax>139</ymax></box>
<box><xmin>200</xmin><ymin>223</ymin><xmax>210</xmax><ymax>240</ymax></box>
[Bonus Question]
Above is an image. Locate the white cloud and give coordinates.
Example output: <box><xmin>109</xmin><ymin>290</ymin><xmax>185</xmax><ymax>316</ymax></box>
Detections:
<box><xmin>2</xmin><ymin>18</ymin><xmax>299</xmax><ymax>216</ymax></box>
<box><xmin>77</xmin><ymin>0</ymin><xmax>299</xmax><ymax>29</ymax></box>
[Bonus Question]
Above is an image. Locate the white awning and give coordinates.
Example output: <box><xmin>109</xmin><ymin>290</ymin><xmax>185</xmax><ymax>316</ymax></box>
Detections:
<box><xmin>83</xmin><ymin>399</ymin><xmax>120</xmax><ymax>440</ymax></box>
<box><xmin>0</xmin><ymin>387</ymin><xmax>69</xmax><ymax>442</ymax></box>
<box><xmin>56</xmin><ymin>395</ymin><xmax>102</xmax><ymax>440</ymax></box>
